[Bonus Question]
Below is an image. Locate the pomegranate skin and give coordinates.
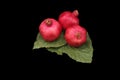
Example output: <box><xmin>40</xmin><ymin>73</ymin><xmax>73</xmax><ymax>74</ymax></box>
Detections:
<box><xmin>65</xmin><ymin>25</ymin><xmax>87</xmax><ymax>47</ymax></box>
<box><xmin>39</xmin><ymin>18</ymin><xmax>62</xmax><ymax>42</ymax></box>
<box><xmin>58</xmin><ymin>11</ymin><xmax>79</xmax><ymax>29</ymax></box>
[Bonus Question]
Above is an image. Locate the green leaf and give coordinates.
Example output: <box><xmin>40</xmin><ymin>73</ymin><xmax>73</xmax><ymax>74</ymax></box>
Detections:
<box><xmin>47</xmin><ymin>47</ymin><xmax>63</xmax><ymax>55</ymax></box>
<box><xmin>47</xmin><ymin>33</ymin><xmax>93</xmax><ymax>63</ymax></box>
<box><xmin>33</xmin><ymin>32</ymin><xmax>66</xmax><ymax>49</ymax></box>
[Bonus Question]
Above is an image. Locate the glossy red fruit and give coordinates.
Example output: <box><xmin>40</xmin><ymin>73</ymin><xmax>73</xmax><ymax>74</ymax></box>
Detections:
<box><xmin>58</xmin><ymin>10</ymin><xmax>79</xmax><ymax>29</ymax></box>
<box><xmin>39</xmin><ymin>18</ymin><xmax>62</xmax><ymax>42</ymax></box>
<box><xmin>65</xmin><ymin>25</ymin><xmax>87</xmax><ymax>47</ymax></box>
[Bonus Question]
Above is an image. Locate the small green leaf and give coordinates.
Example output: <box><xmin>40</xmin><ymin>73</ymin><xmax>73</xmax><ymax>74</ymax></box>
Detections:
<box><xmin>33</xmin><ymin>32</ymin><xmax>66</xmax><ymax>49</ymax></box>
<box><xmin>47</xmin><ymin>33</ymin><xmax>93</xmax><ymax>63</ymax></box>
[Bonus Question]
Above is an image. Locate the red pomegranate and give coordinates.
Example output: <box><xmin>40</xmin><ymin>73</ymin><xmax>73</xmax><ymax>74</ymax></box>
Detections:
<box><xmin>65</xmin><ymin>25</ymin><xmax>87</xmax><ymax>47</ymax></box>
<box><xmin>58</xmin><ymin>10</ymin><xmax>79</xmax><ymax>29</ymax></box>
<box><xmin>39</xmin><ymin>18</ymin><xmax>62</xmax><ymax>42</ymax></box>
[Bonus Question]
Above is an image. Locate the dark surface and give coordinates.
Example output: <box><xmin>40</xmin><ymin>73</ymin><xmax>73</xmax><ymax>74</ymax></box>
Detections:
<box><xmin>1</xmin><ymin>0</ymin><xmax>118</xmax><ymax>75</ymax></box>
<box><xmin>30</xmin><ymin>0</ymin><xmax>99</xmax><ymax>65</ymax></box>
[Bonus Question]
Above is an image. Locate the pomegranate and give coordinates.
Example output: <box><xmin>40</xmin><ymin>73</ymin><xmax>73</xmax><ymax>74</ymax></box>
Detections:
<box><xmin>65</xmin><ymin>25</ymin><xmax>87</xmax><ymax>47</ymax></box>
<box><xmin>58</xmin><ymin>10</ymin><xmax>79</xmax><ymax>29</ymax></box>
<box><xmin>39</xmin><ymin>18</ymin><xmax>62</xmax><ymax>42</ymax></box>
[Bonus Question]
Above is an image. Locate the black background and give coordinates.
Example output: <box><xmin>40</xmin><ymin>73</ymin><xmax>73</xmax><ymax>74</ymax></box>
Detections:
<box><xmin>30</xmin><ymin>0</ymin><xmax>99</xmax><ymax>65</ymax></box>
<box><xmin>1</xmin><ymin>0</ymin><xmax>118</xmax><ymax>77</ymax></box>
